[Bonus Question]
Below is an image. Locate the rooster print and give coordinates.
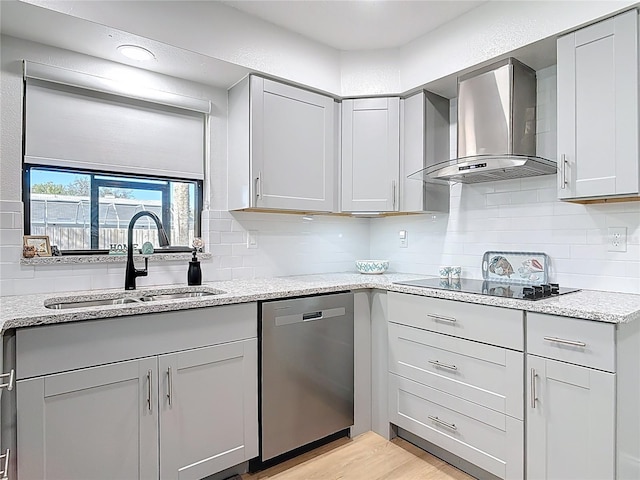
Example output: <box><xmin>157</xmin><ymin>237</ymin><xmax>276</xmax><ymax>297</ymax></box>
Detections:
<box><xmin>488</xmin><ymin>256</ymin><xmax>514</xmax><ymax>278</ymax></box>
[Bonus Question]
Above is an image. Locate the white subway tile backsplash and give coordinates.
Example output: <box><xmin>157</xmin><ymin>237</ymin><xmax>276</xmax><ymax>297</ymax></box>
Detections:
<box><xmin>1</xmin><ymin>70</ymin><xmax>638</xmax><ymax>295</ymax></box>
<box><xmin>220</xmin><ymin>231</ymin><xmax>245</xmax><ymax>244</ymax></box>
<box><xmin>0</xmin><ymin>228</ymin><xmax>23</xmax><ymax>246</ymax></box>
<box><xmin>0</xmin><ymin>201</ymin><xmax>23</xmax><ymax>213</ymax></box>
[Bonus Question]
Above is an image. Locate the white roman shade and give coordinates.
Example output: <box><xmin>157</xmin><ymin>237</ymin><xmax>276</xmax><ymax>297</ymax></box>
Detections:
<box><xmin>23</xmin><ymin>61</ymin><xmax>209</xmax><ymax>180</ymax></box>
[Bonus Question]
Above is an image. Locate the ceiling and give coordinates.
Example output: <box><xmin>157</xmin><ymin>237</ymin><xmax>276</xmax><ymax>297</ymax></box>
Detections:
<box><xmin>220</xmin><ymin>0</ymin><xmax>487</xmax><ymax>51</ymax></box>
<box><xmin>0</xmin><ymin>0</ymin><xmax>557</xmax><ymax>97</ymax></box>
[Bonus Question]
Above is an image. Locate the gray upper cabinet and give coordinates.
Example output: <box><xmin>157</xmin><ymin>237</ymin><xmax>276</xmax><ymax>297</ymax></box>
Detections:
<box><xmin>228</xmin><ymin>75</ymin><xmax>338</xmax><ymax>212</ymax></box>
<box><xmin>400</xmin><ymin>91</ymin><xmax>450</xmax><ymax>213</ymax></box>
<box><xmin>342</xmin><ymin>97</ymin><xmax>400</xmax><ymax>212</ymax></box>
<box><xmin>557</xmin><ymin>9</ymin><xmax>639</xmax><ymax>201</ymax></box>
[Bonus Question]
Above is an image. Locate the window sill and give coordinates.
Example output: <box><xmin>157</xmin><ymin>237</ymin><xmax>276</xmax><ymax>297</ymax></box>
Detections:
<box><xmin>20</xmin><ymin>252</ymin><xmax>212</xmax><ymax>266</ymax></box>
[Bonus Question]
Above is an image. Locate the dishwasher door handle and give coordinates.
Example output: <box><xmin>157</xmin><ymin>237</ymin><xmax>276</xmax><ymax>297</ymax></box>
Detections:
<box><xmin>275</xmin><ymin>307</ymin><xmax>346</xmax><ymax>326</ymax></box>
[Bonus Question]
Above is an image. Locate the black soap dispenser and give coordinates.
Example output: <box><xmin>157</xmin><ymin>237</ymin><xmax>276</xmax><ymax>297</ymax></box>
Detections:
<box><xmin>187</xmin><ymin>249</ymin><xmax>202</xmax><ymax>286</ymax></box>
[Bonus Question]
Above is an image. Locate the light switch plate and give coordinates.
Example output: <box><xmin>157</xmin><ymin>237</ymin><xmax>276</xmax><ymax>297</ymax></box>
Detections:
<box><xmin>247</xmin><ymin>230</ymin><xmax>258</xmax><ymax>249</ymax></box>
<box><xmin>399</xmin><ymin>230</ymin><xmax>408</xmax><ymax>248</ymax></box>
<box><xmin>607</xmin><ymin>226</ymin><xmax>627</xmax><ymax>252</ymax></box>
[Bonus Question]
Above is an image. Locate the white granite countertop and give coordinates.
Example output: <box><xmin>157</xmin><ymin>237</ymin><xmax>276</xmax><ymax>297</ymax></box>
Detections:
<box><xmin>1</xmin><ymin>272</ymin><xmax>639</xmax><ymax>333</ymax></box>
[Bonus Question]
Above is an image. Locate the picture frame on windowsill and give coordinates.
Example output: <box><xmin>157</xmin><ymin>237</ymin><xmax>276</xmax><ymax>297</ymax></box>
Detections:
<box><xmin>23</xmin><ymin>235</ymin><xmax>52</xmax><ymax>257</ymax></box>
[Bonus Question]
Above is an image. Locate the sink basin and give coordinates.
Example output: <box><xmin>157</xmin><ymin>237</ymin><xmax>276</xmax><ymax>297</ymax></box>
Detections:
<box><xmin>45</xmin><ymin>297</ymin><xmax>145</xmax><ymax>309</ymax></box>
<box><xmin>45</xmin><ymin>288</ymin><xmax>225</xmax><ymax>309</ymax></box>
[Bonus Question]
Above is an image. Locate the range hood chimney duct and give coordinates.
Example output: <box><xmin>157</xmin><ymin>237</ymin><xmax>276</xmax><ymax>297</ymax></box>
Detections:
<box><xmin>409</xmin><ymin>58</ymin><xmax>557</xmax><ymax>184</ymax></box>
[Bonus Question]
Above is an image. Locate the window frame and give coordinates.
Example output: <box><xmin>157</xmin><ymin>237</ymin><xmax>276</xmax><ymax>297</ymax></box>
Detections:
<box><xmin>23</xmin><ymin>164</ymin><xmax>203</xmax><ymax>255</ymax></box>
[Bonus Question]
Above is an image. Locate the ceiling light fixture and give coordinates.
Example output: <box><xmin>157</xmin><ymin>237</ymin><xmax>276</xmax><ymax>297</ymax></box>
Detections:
<box><xmin>117</xmin><ymin>45</ymin><xmax>155</xmax><ymax>61</ymax></box>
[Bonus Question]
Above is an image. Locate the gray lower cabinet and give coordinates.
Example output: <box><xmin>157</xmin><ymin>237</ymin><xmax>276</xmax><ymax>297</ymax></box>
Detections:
<box><xmin>387</xmin><ymin>293</ymin><xmax>524</xmax><ymax>479</ymax></box>
<box><xmin>159</xmin><ymin>340</ymin><xmax>257</xmax><ymax>480</ymax></box>
<box><xmin>526</xmin><ymin>355</ymin><xmax>615</xmax><ymax>480</ymax></box>
<box><xmin>525</xmin><ymin>312</ymin><xmax>640</xmax><ymax>480</ymax></box>
<box><xmin>13</xmin><ymin>304</ymin><xmax>258</xmax><ymax>480</ymax></box>
<box><xmin>18</xmin><ymin>357</ymin><xmax>160</xmax><ymax>480</ymax></box>
<box><xmin>17</xmin><ymin>339</ymin><xmax>257</xmax><ymax>480</ymax></box>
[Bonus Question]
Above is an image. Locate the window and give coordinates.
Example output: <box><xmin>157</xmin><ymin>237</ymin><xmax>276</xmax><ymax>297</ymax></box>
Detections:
<box><xmin>25</xmin><ymin>165</ymin><xmax>202</xmax><ymax>253</ymax></box>
<box><xmin>21</xmin><ymin>61</ymin><xmax>210</xmax><ymax>254</ymax></box>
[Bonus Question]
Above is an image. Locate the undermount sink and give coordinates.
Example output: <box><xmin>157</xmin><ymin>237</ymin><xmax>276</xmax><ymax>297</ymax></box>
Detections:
<box><xmin>45</xmin><ymin>289</ymin><xmax>224</xmax><ymax>310</ymax></box>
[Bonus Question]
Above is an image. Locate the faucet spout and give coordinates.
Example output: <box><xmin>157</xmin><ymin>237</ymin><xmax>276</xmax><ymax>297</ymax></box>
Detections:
<box><xmin>124</xmin><ymin>211</ymin><xmax>170</xmax><ymax>290</ymax></box>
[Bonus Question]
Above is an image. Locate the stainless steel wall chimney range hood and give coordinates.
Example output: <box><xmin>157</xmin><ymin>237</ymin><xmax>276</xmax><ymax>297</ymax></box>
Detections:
<box><xmin>409</xmin><ymin>58</ymin><xmax>557</xmax><ymax>184</ymax></box>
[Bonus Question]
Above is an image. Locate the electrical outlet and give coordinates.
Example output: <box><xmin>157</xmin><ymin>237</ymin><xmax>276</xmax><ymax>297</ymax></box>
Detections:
<box><xmin>607</xmin><ymin>227</ymin><xmax>627</xmax><ymax>252</ymax></box>
<box><xmin>399</xmin><ymin>230</ymin><xmax>408</xmax><ymax>248</ymax></box>
<box><xmin>247</xmin><ymin>230</ymin><xmax>258</xmax><ymax>249</ymax></box>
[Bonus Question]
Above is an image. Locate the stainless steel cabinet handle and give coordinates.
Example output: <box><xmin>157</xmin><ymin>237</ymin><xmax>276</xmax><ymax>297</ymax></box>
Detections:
<box><xmin>0</xmin><ymin>448</ymin><xmax>9</xmax><ymax>479</ymax></box>
<box><xmin>255</xmin><ymin>171</ymin><xmax>262</xmax><ymax>200</ymax></box>
<box><xmin>427</xmin><ymin>314</ymin><xmax>457</xmax><ymax>324</ymax></box>
<box><xmin>167</xmin><ymin>367</ymin><xmax>173</xmax><ymax>407</ymax></box>
<box><xmin>392</xmin><ymin>180</ymin><xmax>397</xmax><ymax>210</ymax></box>
<box><xmin>544</xmin><ymin>336</ymin><xmax>586</xmax><ymax>348</ymax></box>
<box><xmin>428</xmin><ymin>415</ymin><xmax>457</xmax><ymax>431</ymax></box>
<box><xmin>530</xmin><ymin>368</ymin><xmax>538</xmax><ymax>409</ymax></box>
<box><xmin>561</xmin><ymin>154</ymin><xmax>568</xmax><ymax>189</ymax></box>
<box><xmin>147</xmin><ymin>369</ymin><xmax>152</xmax><ymax>413</ymax></box>
<box><xmin>428</xmin><ymin>360</ymin><xmax>458</xmax><ymax>371</ymax></box>
<box><xmin>0</xmin><ymin>370</ymin><xmax>14</xmax><ymax>391</ymax></box>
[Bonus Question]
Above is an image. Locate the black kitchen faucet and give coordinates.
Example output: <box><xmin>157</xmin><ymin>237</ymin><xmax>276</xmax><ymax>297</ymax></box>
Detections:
<box><xmin>124</xmin><ymin>211</ymin><xmax>170</xmax><ymax>290</ymax></box>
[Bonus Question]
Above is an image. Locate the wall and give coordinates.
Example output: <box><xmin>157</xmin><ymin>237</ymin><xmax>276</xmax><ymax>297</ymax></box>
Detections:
<box><xmin>22</xmin><ymin>0</ymin><xmax>343</xmax><ymax>95</ymax></box>
<box><xmin>21</xmin><ymin>0</ymin><xmax>635</xmax><ymax>96</ymax></box>
<box><xmin>0</xmin><ymin>36</ymin><xmax>371</xmax><ymax>296</ymax></box>
<box><xmin>370</xmin><ymin>66</ymin><xmax>640</xmax><ymax>295</ymax></box>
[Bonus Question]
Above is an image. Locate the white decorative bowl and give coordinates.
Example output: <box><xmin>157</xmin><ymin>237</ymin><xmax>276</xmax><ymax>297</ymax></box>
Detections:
<box><xmin>355</xmin><ymin>260</ymin><xmax>389</xmax><ymax>275</ymax></box>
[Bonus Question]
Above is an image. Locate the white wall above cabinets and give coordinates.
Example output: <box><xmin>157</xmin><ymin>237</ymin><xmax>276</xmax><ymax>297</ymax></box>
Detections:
<box><xmin>400</xmin><ymin>91</ymin><xmax>450</xmax><ymax>213</ymax></box>
<box><xmin>228</xmin><ymin>75</ymin><xmax>338</xmax><ymax>213</ymax></box>
<box><xmin>557</xmin><ymin>9</ymin><xmax>639</xmax><ymax>202</ymax></box>
<box><xmin>341</xmin><ymin>97</ymin><xmax>400</xmax><ymax>213</ymax></box>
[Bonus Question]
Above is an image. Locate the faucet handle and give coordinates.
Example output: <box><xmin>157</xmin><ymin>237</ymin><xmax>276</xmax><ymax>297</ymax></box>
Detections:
<box><xmin>136</xmin><ymin>257</ymin><xmax>149</xmax><ymax>278</ymax></box>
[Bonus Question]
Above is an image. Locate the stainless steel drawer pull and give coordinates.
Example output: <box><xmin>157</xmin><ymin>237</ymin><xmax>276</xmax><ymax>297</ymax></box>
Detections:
<box><xmin>530</xmin><ymin>368</ymin><xmax>538</xmax><ymax>409</ymax></box>
<box><xmin>428</xmin><ymin>415</ymin><xmax>457</xmax><ymax>431</ymax></box>
<box><xmin>0</xmin><ymin>448</ymin><xmax>9</xmax><ymax>479</ymax></box>
<box><xmin>167</xmin><ymin>366</ymin><xmax>173</xmax><ymax>407</ymax></box>
<box><xmin>427</xmin><ymin>314</ymin><xmax>457</xmax><ymax>324</ymax></box>
<box><xmin>543</xmin><ymin>336</ymin><xmax>586</xmax><ymax>348</ymax></box>
<box><xmin>147</xmin><ymin>370</ymin><xmax>152</xmax><ymax>413</ymax></box>
<box><xmin>0</xmin><ymin>370</ymin><xmax>14</xmax><ymax>391</ymax></box>
<box><xmin>428</xmin><ymin>360</ymin><xmax>458</xmax><ymax>371</ymax></box>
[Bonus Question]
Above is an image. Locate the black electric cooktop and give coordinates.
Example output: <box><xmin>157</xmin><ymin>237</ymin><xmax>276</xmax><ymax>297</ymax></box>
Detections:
<box><xmin>394</xmin><ymin>277</ymin><xmax>581</xmax><ymax>301</ymax></box>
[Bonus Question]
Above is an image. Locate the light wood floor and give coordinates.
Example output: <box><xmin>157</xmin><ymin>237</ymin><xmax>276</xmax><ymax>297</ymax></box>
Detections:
<box><xmin>243</xmin><ymin>431</ymin><xmax>474</xmax><ymax>480</ymax></box>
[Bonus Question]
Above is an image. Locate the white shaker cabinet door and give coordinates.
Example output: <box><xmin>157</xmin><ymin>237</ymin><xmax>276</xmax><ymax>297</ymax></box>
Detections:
<box><xmin>557</xmin><ymin>10</ymin><xmax>639</xmax><ymax>200</ymax></box>
<box><xmin>17</xmin><ymin>357</ymin><xmax>159</xmax><ymax>480</ymax></box>
<box><xmin>526</xmin><ymin>355</ymin><xmax>615</xmax><ymax>480</ymax></box>
<box><xmin>251</xmin><ymin>77</ymin><xmax>336</xmax><ymax>212</ymax></box>
<box><xmin>159</xmin><ymin>339</ymin><xmax>258</xmax><ymax>480</ymax></box>
<box><xmin>342</xmin><ymin>97</ymin><xmax>400</xmax><ymax>212</ymax></box>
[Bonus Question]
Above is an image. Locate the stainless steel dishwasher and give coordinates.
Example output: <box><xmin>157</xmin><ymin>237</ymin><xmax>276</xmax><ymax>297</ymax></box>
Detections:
<box><xmin>258</xmin><ymin>292</ymin><xmax>354</xmax><ymax>464</ymax></box>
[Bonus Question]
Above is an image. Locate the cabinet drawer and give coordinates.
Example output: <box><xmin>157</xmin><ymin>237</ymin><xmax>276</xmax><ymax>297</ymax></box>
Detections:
<box><xmin>389</xmin><ymin>322</ymin><xmax>523</xmax><ymax>419</ymax></box>
<box><xmin>527</xmin><ymin>313</ymin><xmax>615</xmax><ymax>372</ymax></box>
<box><xmin>389</xmin><ymin>373</ymin><xmax>523</xmax><ymax>479</ymax></box>
<box><xmin>16</xmin><ymin>303</ymin><xmax>257</xmax><ymax>379</ymax></box>
<box><xmin>388</xmin><ymin>292</ymin><xmax>523</xmax><ymax>349</ymax></box>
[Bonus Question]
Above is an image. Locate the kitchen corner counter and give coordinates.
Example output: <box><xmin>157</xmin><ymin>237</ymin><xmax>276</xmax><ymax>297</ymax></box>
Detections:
<box><xmin>1</xmin><ymin>273</ymin><xmax>639</xmax><ymax>333</ymax></box>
